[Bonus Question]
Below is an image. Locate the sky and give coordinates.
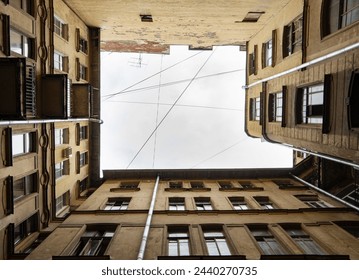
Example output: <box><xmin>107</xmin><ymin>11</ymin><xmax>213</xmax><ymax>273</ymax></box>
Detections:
<box><xmin>100</xmin><ymin>45</ymin><xmax>293</xmax><ymax>170</ymax></box>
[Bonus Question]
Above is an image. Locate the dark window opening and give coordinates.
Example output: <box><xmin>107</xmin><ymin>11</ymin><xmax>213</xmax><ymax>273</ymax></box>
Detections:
<box><xmin>140</xmin><ymin>14</ymin><xmax>153</xmax><ymax>22</ymax></box>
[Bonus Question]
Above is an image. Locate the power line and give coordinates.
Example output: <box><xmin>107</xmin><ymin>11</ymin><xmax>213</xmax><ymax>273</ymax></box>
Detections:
<box><xmin>102</xmin><ymin>69</ymin><xmax>244</xmax><ymax>99</ymax></box>
<box><xmin>191</xmin><ymin>137</ymin><xmax>249</xmax><ymax>168</ymax></box>
<box><xmin>126</xmin><ymin>50</ymin><xmax>217</xmax><ymax>169</ymax></box>
<box><xmin>106</xmin><ymin>100</ymin><xmax>243</xmax><ymax>112</ymax></box>
<box><xmin>102</xmin><ymin>51</ymin><xmax>205</xmax><ymax>101</ymax></box>
<box><xmin>152</xmin><ymin>54</ymin><xmax>163</xmax><ymax>168</ymax></box>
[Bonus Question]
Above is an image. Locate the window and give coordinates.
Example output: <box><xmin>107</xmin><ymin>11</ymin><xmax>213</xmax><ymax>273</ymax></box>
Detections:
<box><xmin>169</xmin><ymin>182</ymin><xmax>183</xmax><ymax>189</ymax></box>
<box><xmin>54</xmin><ymin>51</ymin><xmax>68</xmax><ymax>72</ymax></box>
<box><xmin>283</xmin><ymin>16</ymin><xmax>303</xmax><ymax>58</ymax></box>
<box><xmin>238</xmin><ymin>181</ymin><xmax>257</xmax><ymax>189</ymax></box>
<box><xmin>12</xmin><ymin>132</ymin><xmax>36</xmax><ymax>156</ymax></box>
<box><xmin>195</xmin><ymin>198</ymin><xmax>213</xmax><ymax>210</ymax></box>
<box><xmin>281</xmin><ymin>224</ymin><xmax>326</xmax><ymax>255</ymax></box>
<box><xmin>167</xmin><ymin>227</ymin><xmax>190</xmax><ymax>256</ymax></box>
<box><xmin>120</xmin><ymin>182</ymin><xmax>139</xmax><ymax>189</ymax></box>
<box><xmin>140</xmin><ymin>14</ymin><xmax>153</xmax><ymax>22</ymax></box>
<box><xmin>348</xmin><ymin>70</ymin><xmax>359</xmax><ymax>129</ymax></box>
<box><xmin>242</xmin><ymin>11</ymin><xmax>264</xmax><ymax>22</ymax></box>
<box><xmin>79</xmin><ymin>126</ymin><xmax>88</xmax><ymax>140</ymax></box>
<box><xmin>55</xmin><ymin>160</ymin><xmax>69</xmax><ymax>179</ymax></box>
<box><xmin>229</xmin><ymin>197</ymin><xmax>250</xmax><ymax>210</ymax></box>
<box><xmin>248</xmin><ymin>225</ymin><xmax>287</xmax><ymax>255</ymax></box>
<box><xmin>262</xmin><ymin>39</ymin><xmax>272</xmax><ymax>68</ymax></box>
<box><xmin>169</xmin><ymin>197</ymin><xmax>185</xmax><ymax>211</ymax></box>
<box><xmin>322</xmin><ymin>0</ymin><xmax>359</xmax><ymax>36</ymax></box>
<box><xmin>249</xmin><ymin>97</ymin><xmax>261</xmax><ymax>121</ymax></box>
<box><xmin>79</xmin><ymin>37</ymin><xmax>88</xmax><ymax>54</ymax></box>
<box><xmin>190</xmin><ymin>181</ymin><xmax>204</xmax><ymax>189</ymax></box>
<box><xmin>54</xmin><ymin>15</ymin><xmax>68</xmax><ymax>40</ymax></box>
<box><xmin>218</xmin><ymin>181</ymin><xmax>233</xmax><ymax>190</ymax></box>
<box><xmin>13</xmin><ymin>172</ymin><xmax>37</xmax><ymax>201</ymax></box>
<box><xmin>54</xmin><ymin>128</ymin><xmax>69</xmax><ymax>145</ymax></box>
<box><xmin>78</xmin><ymin>178</ymin><xmax>88</xmax><ymax>196</ymax></box>
<box><xmin>254</xmin><ymin>196</ymin><xmax>276</xmax><ymax>209</ymax></box>
<box><xmin>14</xmin><ymin>213</ymin><xmax>38</xmax><ymax>246</ymax></box>
<box><xmin>268</xmin><ymin>92</ymin><xmax>283</xmax><ymax>122</ymax></box>
<box><xmin>203</xmin><ymin>229</ymin><xmax>231</xmax><ymax>256</ymax></box>
<box><xmin>79</xmin><ymin>64</ymin><xmax>87</xmax><ymax>80</ymax></box>
<box><xmin>55</xmin><ymin>191</ymin><xmax>70</xmax><ymax>214</ymax></box>
<box><xmin>10</xmin><ymin>28</ymin><xmax>35</xmax><ymax>58</ymax></box>
<box><xmin>9</xmin><ymin>0</ymin><xmax>35</xmax><ymax>16</ymax></box>
<box><xmin>296</xmin><ymin>83</ymin><xmax>324</xmax><ymax>125</ymax></box>
<box><xmin>295</xmin><ymin>195</ymin><xmax>332</xmax><ymax>208</ymax></box>
<box><xmin>248</xmin><ymin>51</ymin><xmax>256</xmax><ymax>75</ymax></box>
<box><xmin>79</xmin><ymin>152</ymin><xmax>88</xmax><ymax>167</ymax></box>
<box><xmin>71</xmin><ymin>225</ymin><xmax>115</xmax><ymax>256</ymax></box>
<box><xmin>104</xmin><ymin>198</ymin><xmax>130</xmax><ymax>210</ymax></box>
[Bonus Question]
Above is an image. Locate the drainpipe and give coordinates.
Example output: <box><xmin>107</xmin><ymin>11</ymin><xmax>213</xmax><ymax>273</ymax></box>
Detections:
<box><xmin>137</xmin><ymin>175</ymin><xmax>160</xmax><ymax>260</ymax></box>
<box><xmin>290</xmin><ymin>173</ymin><xmax>359</xmax><ymax>212</ymax></box>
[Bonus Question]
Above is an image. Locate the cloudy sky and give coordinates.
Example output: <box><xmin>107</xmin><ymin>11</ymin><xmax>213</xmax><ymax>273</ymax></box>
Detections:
<box><xmin>100</xmin><ymin>45</ymin><xmax>293</xmax><ymax>170</ymax></box>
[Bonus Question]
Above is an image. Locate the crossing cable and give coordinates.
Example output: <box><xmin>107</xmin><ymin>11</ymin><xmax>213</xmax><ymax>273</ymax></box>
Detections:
<box><xmin>191</xmin><ymin>137</ymin><xmax>250</xmax><ymax>168</ymax></box>
<box><xmin>102</xmin><ymin>51</ymin><xmax>205</xmax><ymax>101</ymax></box>
<box><xmin>102</xmin><ymin>69</ymin><xmax>244</xmax><ymax>98</ymax></box>
<box><xmin>126</xmin><ymin>50</ymin><xmax>217</xmax><ymax>169</ymax></box>
<box><xmin>152</xmin><ymin>55</ymin><xmax>164</xmax><ymax>168</ymax></box>
<box><xmin>106</xmin><ymin>100</ymin><xmax>243</xmax><ymax>112</ymax></box>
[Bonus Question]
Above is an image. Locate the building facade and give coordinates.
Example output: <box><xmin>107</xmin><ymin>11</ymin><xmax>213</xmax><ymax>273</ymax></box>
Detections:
<box><xmin>26</xmin><ymin>169</ymin><xmax>359</xmax><ymax>260</ymax></box>
<box><xmin>0</xmin><ymin>0</ymin><xmax>100</xmax><ymax>259</ymax></box>
<box><xmin>0</xmin><ymin>0</ymin><xmax>358</xmax><ymax>261</ymax></box>
<box><xmin>245</xmin><ymin>0</ymin><xmax>359</xmax><ymax>165</ymax></box>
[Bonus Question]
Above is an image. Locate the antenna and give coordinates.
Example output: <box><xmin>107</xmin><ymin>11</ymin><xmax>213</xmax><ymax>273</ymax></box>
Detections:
<box><xmin>128</xmin><ymin>53</ymin><xmax>148</xmax><ymax>68</ymax></box>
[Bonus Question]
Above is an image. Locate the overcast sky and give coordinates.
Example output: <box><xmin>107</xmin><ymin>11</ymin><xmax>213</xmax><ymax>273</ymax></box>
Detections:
<box><xmin>100</xmin><ymin>45</ymin><xmax>293</xmax><ymax>170</ymax></box>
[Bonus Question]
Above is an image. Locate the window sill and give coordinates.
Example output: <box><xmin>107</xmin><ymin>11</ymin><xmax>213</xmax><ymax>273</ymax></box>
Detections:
<box><xmin>189</xmin><ymin>188</ymin><xmax>211</xmax><ymax>192</ymax></box>
<box><xmin>295</xmin><ymin>124</ymin><xmax>322</xmax><ymax>129</ymax></box>
<box><xmin>14</xmin><ymin>193</ymin><xmax>38</xmax><ymax>208</ymax></box>
<box><xmin>110</xmin><ymin>188</ymin><xmax>140</xmax><ymax>192</ymax></box>
<box><xmin>13</xmin><ymin>152</ymin><xmax>37</xmax><ymax>163</ymax></box>
<box><xmin>56</xmin><ymin>205</ymin><xmax>70</xmax><ymax>218</ymax></box>
<box><xmin>54</xmin><ymin>33</ymin><xmax>69</xmax><ymax>43</ymax></box>
<box><xmin>14</xmin><ymin>232</ymin><xmax>39</xmax><ymax>254</ymax></box>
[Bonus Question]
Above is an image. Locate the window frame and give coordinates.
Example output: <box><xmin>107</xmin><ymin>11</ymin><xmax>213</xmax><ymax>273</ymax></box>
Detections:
<box><xmin>253</xmin><ymin>196</ymin><xmax>277</xmax><ymax>209</ymax></box>
<box><xmin>9</xmin><ymin>28</ymin><xmax>35</xmax><ymax>59</ymax></box>
<box><xmin>168</xmin><ymin>197</ymin><xmax>186</xmax><ymax>211</ymax></box>
<box><xmin>321</xmin><ymin>0</ymin><xmax>359</xmax><ymax>37</ymax></box>
<box><xmin>202</xmin><ymin>227</ymin><xmax>232</xmax><ymax>256</ymax></box>
<box><xmin>194</xmin><ymin>197</ymin><xmax>213</xmax><ymax>211</ymax></box>
<box><xmin>13</xmin><ymin>171</ymin><xmax>38</xmax><ymax>202</ymax></box>
<box><xmin>229</xmin><ymin>197</ymin><xmax>250</xmax><ymax>210</ymax></box>
<box><xmin>11</xmin><ymin>131</ymin><xmax>37</xmax><ymax>157</ymax></box>
<box><xmin>103</xmin><ymin>197</ymin><xmax>131</xmax><ymax>211</ymax></box>
<box><xmin>295</xmin><ymin>195</ymin><xmax>332</xmax><ymax>208</ymax></box>
<box><xmin>268</xmin><ymin>92</ymin><xmax>283</xmax><ymax>123</ymax></box>
<box><xmin>54</xmin><ymin>159</ymin><xmax>69</xmax><ymax>180</ymax></box>
<box><xmin>167</xmin><ymin>226</ymin><xmax>190</xmax><ymax>256</ymax></box>
<box><xmin>55</xmin><ymin>191</ymin><xmax>70</xmax><ymax>215</ymax></box>
<box><xmin>54</xmin><ymin>15</ymin><xmax>68</xmax><ymax>40</ymax></box>
<box><xmin>281</xmin><ymin>224</ymin><xmax>327</xmax><ymax>255</ymax></box>
<box><xmin>248</xmin><ymin>224</ymin><xmax>288</xmax><ymax>255</ymax></box>
<box><xmin>282</xmin><ymin>15</ymin><xmax>303</xmax><ymax>58</ymax></box>
<box><xmin>262</xmin><ymin>39</ymin><xmax>272</xmax><ymax>68</ymax></box>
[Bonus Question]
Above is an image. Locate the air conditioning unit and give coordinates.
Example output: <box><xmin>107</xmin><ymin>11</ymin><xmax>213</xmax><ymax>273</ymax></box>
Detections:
<box><xmin>0</xmin><ymin>58</ymin><xmax>36</xmax><ymax>119</ymax></box>
<box><xmin>41</xmin><ymin>74</ymin><xmax>71</xmax><ymax>118</ymax></box>
<box><xmin>62</xmin><ymin>147</ymin><xmax>72</xmax><ymax>158</ymax></box>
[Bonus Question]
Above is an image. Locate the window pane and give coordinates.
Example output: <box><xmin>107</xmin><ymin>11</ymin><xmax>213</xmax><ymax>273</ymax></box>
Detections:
<box><xmin>206</xmin><ymin>241</ymin><xmax>220</xmax><ymax>256</ymax></box>
<box><xmin>179</xmin><ymin>240</ymin><xmax>190</xmax><ymax>256</ymax></box>
<box><xmin>216</xmin><ymin>239</ymin><xmax>231</xmax><ymax>255</ymax></box>
<box><xmin>296</xmin><ymin>238</ymin><xmax>326</xmax><ymax>255</ymax></box>
<box><xmin>10</xmin><ymin>29</ymin><xmax>23</xmax><ymax>55</ymax></box>
<box><xmin>168</xmin><ymin>241</ymin><xmax>179</xmax><ymax>256</ymax></box>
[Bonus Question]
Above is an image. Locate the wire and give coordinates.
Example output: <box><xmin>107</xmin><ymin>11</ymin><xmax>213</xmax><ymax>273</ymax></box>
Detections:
<box><xmin>126</xmin><ymin>50</ymin><xmax>217</xmax><ymax>169</ymax></box>
<box><xmin>106</xmin><ymin>100</ymin><xmax>243</xmax><ymax>112</ymax></box>
<box><xmin>102</xmin><ymin>69</ymin><xmax>244</xmax><ymax>99</ymax></box>
<box><xmin>191</xmin><ymin>137</ymin><xmax>249</xmax><ymax>168</ymax></box>
<box><xmin>152</xmin><ymin>55</ymin><xmax>163</xmax><ymax>168</ymax></box>
<box><xmin>102</xmin><ymin>51</ymin><xmax>205</xmax><ymax>101</ymax></box>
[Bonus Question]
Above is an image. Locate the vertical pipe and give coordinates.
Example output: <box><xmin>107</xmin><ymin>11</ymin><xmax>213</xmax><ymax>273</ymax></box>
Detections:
<box><xmin>137</xmin><ymin>175</ymin><xmax>160</xmax><ymax>260</ymax></box>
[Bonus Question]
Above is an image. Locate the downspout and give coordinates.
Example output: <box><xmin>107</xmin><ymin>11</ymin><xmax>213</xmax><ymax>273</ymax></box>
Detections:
<box><xmin>290</xmin><ymin>173</ymin><xmax>359</xmax><ymax>212</ymax></box>
<box><xmin>137</xmin><ymin>175</ymin><xmax>160</xmax><ymax>260</ymax></box>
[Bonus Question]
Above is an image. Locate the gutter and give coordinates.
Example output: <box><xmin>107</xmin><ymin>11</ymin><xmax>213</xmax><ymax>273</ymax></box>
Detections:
<box><xmin>137</xmin><ymin>175</ymin><xmax>160</xmax><ymax>260</ymax></box>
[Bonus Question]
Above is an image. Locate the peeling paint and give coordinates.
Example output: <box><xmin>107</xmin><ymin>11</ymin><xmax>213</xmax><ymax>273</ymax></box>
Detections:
<box><xmin>101</xmin><ymin>40</ymin><xmax>170</xmax><ymax>54</ymax></box>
